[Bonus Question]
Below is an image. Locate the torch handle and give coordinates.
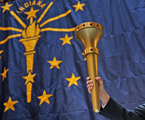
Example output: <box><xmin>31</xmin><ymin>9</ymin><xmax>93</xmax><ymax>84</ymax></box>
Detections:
<box><xmin>27</xmin><ymin>82</ymin><xmax>32</xmax><ymax>103</ymax></box>
<box><xmin>86</xmin><ymin>53</ymin><xmax>100</xmax><ymax>113</ymax></box>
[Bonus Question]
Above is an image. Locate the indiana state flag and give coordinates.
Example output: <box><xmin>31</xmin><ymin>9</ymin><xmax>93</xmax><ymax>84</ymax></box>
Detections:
<box><xmin>1</xmin><ymin>0</ymin><xmax>145</xmax><ymax>120</ymax></box>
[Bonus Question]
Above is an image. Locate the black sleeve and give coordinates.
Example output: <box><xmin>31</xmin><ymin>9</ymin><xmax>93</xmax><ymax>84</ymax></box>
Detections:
<box><xmin>99</xmin><ymin>97</ymin><xmax>145</xmax><ymax>120</ymax></box>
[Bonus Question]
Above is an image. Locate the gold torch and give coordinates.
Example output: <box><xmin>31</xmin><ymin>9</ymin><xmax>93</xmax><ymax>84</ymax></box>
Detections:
<box><xmin>75</xmin><ymin>22</ymin><xmax>104</xmax><ymax>113</ymax></box>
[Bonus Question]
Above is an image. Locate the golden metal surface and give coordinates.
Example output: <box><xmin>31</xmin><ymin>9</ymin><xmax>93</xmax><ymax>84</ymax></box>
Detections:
<box><xmin>75</xmin><ymin>22</ymin><xmax>104</xmax><ymax>113</ymax></box>
<box><xmin>84</xmin><ymin>47</ymin><xmax>99</xmax><ymax>56</ymax></box>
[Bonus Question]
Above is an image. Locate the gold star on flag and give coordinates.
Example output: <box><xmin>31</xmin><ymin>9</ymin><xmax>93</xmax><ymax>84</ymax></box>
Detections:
<box><xmin>1</xmin><ymin>2</ymin><xmax>13</xmax><ymax>13</ymax></box>
<box><xmin>1</xmin><ymin>67</ymin><xmax>9</xmax><ymax>81</ymax></box>
<box><xmin>73</xmin><ymin>1</ymin><xmax>85</xmax><ymax>12</ymax></box>
<box><xmin>59</xmin><ymin>34</ymin><xmax>73</xmax><ymax>46</ymax></box>
<box><xmin>24</xmin><ymin>7</ymin><xmax>39</xmax><ymax>20</ymax></box>
<box><xmin>22</xmin><ymin>71</ymin><xmax>36</xmax><ymax>85</ymax></box>
<box><xmin>47</xmin><ymin>57</ymin><xmax>62</xmax><ymax>69</ymax></box>
<box><xmin>0</xmin><ymin>50</ymin><xmax>4</xmax><ymax>59</ymax></box>
<box><xmin>66</xmin><ymin>73</ymin><xmax>81</xmax><ymax>87</ymax></box>
<box><xmin>38</xmin><ymin>90</ymin><xmax>53</xmax><ymax>105</ymax></box>
<box><xmin>4</xmin><ymin>97</ymin><xmax>18</xmax><ymax>112</ymax></box>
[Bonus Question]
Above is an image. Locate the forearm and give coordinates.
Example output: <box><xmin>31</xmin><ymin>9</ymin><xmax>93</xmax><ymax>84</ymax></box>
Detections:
<box><xmin>100</xmin><ymin>91</ymin><xmax>110</xmax><ymax>106</ymax></box>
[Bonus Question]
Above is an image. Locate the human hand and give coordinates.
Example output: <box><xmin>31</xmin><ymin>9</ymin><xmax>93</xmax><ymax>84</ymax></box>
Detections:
<box><xmin>86</xmin><ymin>77</ymin><xmax>110</xmax><ymax>105</ymax></box>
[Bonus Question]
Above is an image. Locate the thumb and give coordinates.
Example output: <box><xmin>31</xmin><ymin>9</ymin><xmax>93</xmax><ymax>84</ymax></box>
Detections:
<box><xmin>95</xmin><ymin>77</ymin><xmax>104</xmax><ymax>89</ymax></box>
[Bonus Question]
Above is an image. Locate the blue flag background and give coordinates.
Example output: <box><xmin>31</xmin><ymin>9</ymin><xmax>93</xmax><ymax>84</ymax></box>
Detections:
<box><xmin>0</xmin><ymin>0</ymin><xmax>145</xmax><ymax>120</ymax></box>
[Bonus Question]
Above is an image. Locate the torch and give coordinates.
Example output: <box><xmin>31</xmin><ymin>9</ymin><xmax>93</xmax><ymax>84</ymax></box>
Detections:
<box><xmin>75</xmin><ymin>22</ymin><xmax>104</xmax><ymax>113</ymax></box>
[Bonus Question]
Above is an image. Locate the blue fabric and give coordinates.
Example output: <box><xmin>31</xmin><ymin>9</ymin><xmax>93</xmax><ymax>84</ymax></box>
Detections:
<box><xmin>0</xmin><ymin>0</ymin><xmax>145</xmax><ymax>120</ymax></box>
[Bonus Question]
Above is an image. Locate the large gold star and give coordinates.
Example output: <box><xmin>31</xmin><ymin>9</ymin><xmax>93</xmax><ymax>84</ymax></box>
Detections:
<box><xmin>59</xmin><ymin>34</ymin><xmax>73</xmax><ymax>46</ymax></box>
<box><xmin>66</xmin><ymin>73</ymin><xmax>81</xmax><ymax>87</ymax></box>
<box><xmin>22</xmin><ymin>71</ymin><xmax>36</xmax><ymax>85</ymax></box>
<box><xmin>24</xmin><ymin>7</ymin><xmax>39</xmax><ymax>20</ymax></box>
<box><xmin>73</xmin><ymin>1</ymin><xmax>85</xmax><ymax>12</ymax></box>
<box><xmin>1</xmin><ymin>2</ymin><xmax>13</xmax><ymax>13</ymax></box>
<box><xmin>38</xmin><ymin>90</ymin><xmax>53</xmax><ymax>105</ymax></box>
<box><xmin>4</xmin><ymin>97</ymin><xmax>18</xmax><ymax>112</ymax></box>
<box><xmin>47</xmin><ymin>57</ymin><xmax>62</xmax><ymax>69</ymax></box>
<box><xmin>1</xmin><ymin>67</ymin><xmax>9</xmax><ymax>81</ymax></box>
<box><xmin>0</xmin><ymin>50</ymin><xmax>4</xmax><ymax>59</ymax></box>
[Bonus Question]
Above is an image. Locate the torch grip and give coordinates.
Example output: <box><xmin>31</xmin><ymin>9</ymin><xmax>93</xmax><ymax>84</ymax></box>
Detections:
<box><xmin>86</xmin><ymin>53</ymin><xmax>100</xmax><ymax>113</ymax></box>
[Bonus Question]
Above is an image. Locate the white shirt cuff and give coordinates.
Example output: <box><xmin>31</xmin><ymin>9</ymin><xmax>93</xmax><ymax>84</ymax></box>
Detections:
<box><xmin>102</xmin><ymin>103</ymin><xmax>107</xmax><ymax>109</ymax></box>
